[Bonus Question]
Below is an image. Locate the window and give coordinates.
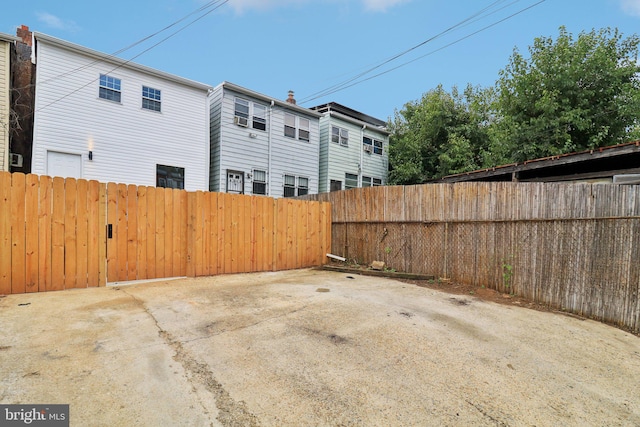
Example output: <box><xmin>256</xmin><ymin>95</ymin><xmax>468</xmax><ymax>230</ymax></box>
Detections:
<box><xmin>345</xmin><ymin>173</ymin><xmax>358</xmax><ymax>189</ymax></box>
<box><xmin>227</xmin><ymin>170</ymin><xmax>244</xmax><ymax>194</ymax></box>
<box><xmin>283</xmin><ymin>175</ymin><xmax>308</xmax><ymax>197</ymax></box>
<box><xmin>284</xmin><ymin>114</ymin><xmax>312</xmax><ymax>141</ymax></box>
<box><xmin>99</xmin><ymin>74</ymin><xmax>121</xmax><ymax>102</ymax></box>
<box><xmin>252</xmin><ymin>169</ymin><xmax>267</xmax><ymax>195</ymax></box>
<box><xmin>142</xmin><ymin>86</ymin><xmax>161</xmax><ymax>112</ymax></box>
<box><xmin>234</xmin><ymin>98</ymin><xmax>249</xmax><ymax>119</ymax></box>
<box><xmin>330</xmin><ymin>180</ymin><xmax>342</xmax><ymax>192</ymax></box>
<box><xmin>363</xmin><ymin>136</ymin><xmax>383</xmax><ymax>155</ymax></box>
<box><xmin>332</xmin><ymin>126</ymin><xmax>349</xmax><ymax>146</ymax></box>
<box><xmin>284</xmin><ymin>113</ymin><xmax>296</xmax><ymax>138</ymax></box>
<box><xmin>298</xmin><ymin>177</ymin><xmax>309</xmax><ymax>196</ymax></box>
<box><xmin>253</xmin><ymin>104</ymin><xmax>267</xmax><ymax>131</ymax></box>
<box><xmin>284</xmin><ymin>174</ymin><xmax>296</xmax><ymax>197</ymax></box>
<box><xmin>299</xmin><ymin>118</ymin><xmax>310</xmax><ymax>141</ymax></box>
<box><xmin>362</xmin><ymin>176</ymin><xmax>383</xmax><ymax>187</ymax></box>
<box><xmin>156</xmin><ymin>165</ymin><xmax>184</xmax><ymax>189</ymax></box>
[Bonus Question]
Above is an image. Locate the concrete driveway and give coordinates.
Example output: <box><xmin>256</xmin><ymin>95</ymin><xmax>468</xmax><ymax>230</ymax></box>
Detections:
<box><xmin>1</xmin><ymin>269</ymin><xmax>639</xmax><ymax>426</ymax></box>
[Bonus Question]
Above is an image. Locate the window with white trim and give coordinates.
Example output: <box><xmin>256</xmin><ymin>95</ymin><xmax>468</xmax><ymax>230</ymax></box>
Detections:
<box><xmin>234</xmin><ymin>97</ymin><xmax>268</xmax><ymax>130</ymax></box>
<box><xmin>297</xmin><ymin>177</ymin><xmax>309</xmax><ymax>196</ymax></box>
<box><xmin>299</xmin><ymin>118</ymin><xmax>310</xmax><ymax>141</ymax></box>
<box><xmin>253</xmin><ymin>104</ymin><xmax>267</xmax><ymax>131</ymax></box>
<box><xmin>252</xmin><ymin>169</ymin><xmax>267</xmax><ymax>195</ymax></box>
<box><xmin>284</xmin><ymin>113</ymin><xmax>296</xmax><ymax>138</ymax></box>
<box><xmin>142</xmin><ymin>86</ymin><xmax>161</xmax><ymax>111</ymax></box>
<box><xmin>99</xmin><ymin>74</ymin><xmax>121</xmax><ymax>102</ymax></box>
<box><xmin>363</xmin><ymin>136</ymin><xmax>383</xmax><ymax>155</ymax></box>
<box><xmin>345</xmin><ymin>173</ymin><xmax>358</xmax><ymax>189</ymax></box>
<box><xmin>284</xmin><ymin>174</ymin><xmax>296</xmax><ymax>197</ymax></box>
<box><xmin>362</xmin><ymin>176</ymin><xmax>383</xmax><ymax>187</ymax></box>
<box><xmin>332</xmin><ymin>126</ymin><xmax>349</xmax><ymax>146</ymax></box>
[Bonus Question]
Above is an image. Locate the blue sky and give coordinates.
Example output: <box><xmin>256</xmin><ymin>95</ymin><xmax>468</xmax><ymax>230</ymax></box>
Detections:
<box><xmin>2</xmin><ymin>0</ymin><xmax>640</xmax><ymax>121</ymax></box>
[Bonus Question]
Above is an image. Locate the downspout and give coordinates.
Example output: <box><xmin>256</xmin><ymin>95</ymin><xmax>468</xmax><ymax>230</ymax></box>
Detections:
<box><xmin>360</xmin><ymin>124</ymin><xmax>366</xmax><ymax>187</ymax></box>
<box><xmin>268</xmin><ymin>100</ymin><xmax>274</xmax><ymax>196</ymax></box>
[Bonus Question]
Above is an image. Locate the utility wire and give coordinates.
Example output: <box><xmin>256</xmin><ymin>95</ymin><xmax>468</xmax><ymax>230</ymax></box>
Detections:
<box><xmin>299</xmin><ymin>0</ymin><xmax>545</xmax><ymax>105</ymax></box>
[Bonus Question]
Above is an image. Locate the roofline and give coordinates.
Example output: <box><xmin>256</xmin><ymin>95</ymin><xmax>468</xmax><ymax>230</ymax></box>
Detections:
<box><xmin>311</xmin><ymin>102</ymin><xmax>387</xmax><ymax>128</ymax></box>
<box><xmin>437</xmin><ymin>141</ymin><xmax>640</xmax><ymax>182</ymax></box>
<box><xmin>217</xmin><ymin>81</ymin><xmax>322</xmax><ymax>118</ymax></box>
<box><xmin>34</xmin><ymin>32</ymin><xmax>212</xmax><ymax>92</ymax></box>
<box><xmin>0</xmin><ymin>32</ymin><xmax>18</xmax><ymax>43</ymax></box>
<box><xmin>326</xmin><ymin>111</ymin><xmax>391</xmax><ymax>135</ymax></box>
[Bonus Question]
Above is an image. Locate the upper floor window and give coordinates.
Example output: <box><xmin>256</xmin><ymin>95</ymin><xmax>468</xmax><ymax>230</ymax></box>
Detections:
<box><xmin>142</xmin><ymin>86</ymin><xmax>161</xmax><ymax>112</ymax></box>
<box><xmin>332</xmin><ymin>126</ymin><xmax>349</xmax><ymax>146</ymax></box>
<box><xmin>284</xmin><ymin>113</ymin><xmax>296</xmax><ymax>138</ymax></box>
<box><xmin>234</xmin><ymin>97</ymin><xmax>267</xmax><ymax>130</ymax></box>
<box><xmin>284</xmin><ymin>113</ymin><xmax>311</xmax><ymax>141</ymax></box>
<box><xmin>363</xmin><ymin>136</ymin><xmax>383</xmax><ymax>155</ymax></box>
<box><xmin>253</xmin><ymin>104</ymin><xmax>267</xmax><ymax>131</ymax></box>
<box><xmin>299</xmin><ymin>118</ymin><xmax>310</xmax><ymax>142</ymax></box>
<box><xmin>99</xmin><ymin>74</ymin><xmax>121</xmax><ymax>103</ymax></box>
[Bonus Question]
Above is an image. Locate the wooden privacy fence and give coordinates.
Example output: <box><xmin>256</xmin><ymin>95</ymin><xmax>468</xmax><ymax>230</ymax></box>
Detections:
<box><xmin>305</xmin><ymin>183</ymin><xmax>640</xmax><ymax>334</ymax></box>
<box><xmin>0</xmin><ymin>172</ymin><xmax>331</xmax><ymax>294</ymax></box>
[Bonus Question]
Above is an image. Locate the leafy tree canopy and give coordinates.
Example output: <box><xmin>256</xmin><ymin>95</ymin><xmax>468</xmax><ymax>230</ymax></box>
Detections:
<box><xmin>388</xmin><ymin>26</ymin><xmax>640</xmax><ymax>184</ymax></box>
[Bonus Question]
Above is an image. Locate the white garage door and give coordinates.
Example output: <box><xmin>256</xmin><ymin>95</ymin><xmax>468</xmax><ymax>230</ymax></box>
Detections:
<box><xmin>47</xmin><ymin>151</ymin><xmax>82</xmax><ymax>179</ymax></box>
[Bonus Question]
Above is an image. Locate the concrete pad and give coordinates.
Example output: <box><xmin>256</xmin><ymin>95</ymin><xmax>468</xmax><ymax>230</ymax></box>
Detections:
<box><xmin>1</xmin><ymin>269</ymin><xmax>639</xmax><ymax>426</ymax></box>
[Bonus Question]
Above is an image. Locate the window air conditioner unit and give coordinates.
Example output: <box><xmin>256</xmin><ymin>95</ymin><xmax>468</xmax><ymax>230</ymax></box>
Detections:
<box><xmin>10</xmin><ymin>153</ymin><xmax>23</xmax><ymax>168</ymax></box>
<box><xmin>234</xmin><ymin>116</ymin><xmax>249</xmax><ymax>127</ymax></box>
<box><xmin>363</xmin><ymin>145</ymin><xmax>373</xmax><ymax>154</ymax></box>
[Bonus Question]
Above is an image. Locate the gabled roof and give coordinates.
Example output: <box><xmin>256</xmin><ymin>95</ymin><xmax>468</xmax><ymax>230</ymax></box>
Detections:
<box><xmin>437</xmin><ymin>141</ymin><xmax>640</xmax><ymax>183</ymax></box>
<box><xmin>0</xmin><ymin>32</ymin><xmax>18</xmax><ymax>43</ymax></box>
<box><xmin>217</xmin><ymin>81</ymin><xmax>322</xmax><ymax>118</ymax></box>
<box><xmin>311</xmin><ymin>102</ymin><xmax>387</xmax><ymax>128</ymax></box>
<box><xmin>34</xmin><ymin>32</ymin><xmax>211</xmax><ymax>92</ymax></box>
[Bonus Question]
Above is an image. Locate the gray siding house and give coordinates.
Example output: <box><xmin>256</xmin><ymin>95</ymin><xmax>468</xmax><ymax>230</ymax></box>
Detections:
<box><xmin>311</xmin><ymin>102</ymin><xmax>389</xmax><ymax>192</ymax></box>
<box><xmin>209</xmin><ymin>82</ymin><xmax>321</xmax><ymax>197</ymax></box>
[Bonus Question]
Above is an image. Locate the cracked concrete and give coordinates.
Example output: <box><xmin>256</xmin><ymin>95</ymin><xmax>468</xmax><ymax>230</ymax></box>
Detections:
<box><xmin>1</xmin><ymin>268</ymin><xmax>640</xmax><ymax>426</ymax></box>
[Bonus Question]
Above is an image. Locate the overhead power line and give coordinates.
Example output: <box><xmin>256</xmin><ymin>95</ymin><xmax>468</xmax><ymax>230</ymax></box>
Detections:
<box><xmin>298</xmin><ymin>0</ymin><xmax>546</xmax><ymax>105</ymax></box>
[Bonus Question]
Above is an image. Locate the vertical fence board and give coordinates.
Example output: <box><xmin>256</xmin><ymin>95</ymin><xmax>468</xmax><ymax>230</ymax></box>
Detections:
<box><xmin>51</xmin><ymin>178</ymin><xmax>65</xmax><ymax>291</ymax></box>
<box><xmin>180</xmin><ymin>190</ymin><xmax>188</xmax><ymax>277</ymax></box>
<box><xmin>115</xmin><ymin>184</ymin><xmax>128</xmax><ymax>282</ymax></box>
<box><xmin>75</xmin><ymin>179</ymin><xmax>89</xmax><ymax>288</ymax></box>
<box><xmin>63</xmin><ymin>179</ymin><xmax>78</xmax><ymax>289</ymax></box>
<box><xmin>10</xmin><ymin>173</ymin><xmax>26</xmax><ymax>294</ymax></box>
<box><xmin>126</xmin><ymin>184</ymin><xmax>137</xmax><ymax>281</ymax></box>
<box><xmin>106</xmin><ymin>183</ymin><xmax>117</xmax><ymax>283</ymax></box>
<box><xmin>38</xmin><ymin>176</ymin><xmax>52</xmax><ymax>292</ymax></box>
<box><xmin>163</xmin><ymin>189</ymin><xmax>173</xmax><ymax>277</ymax></box>
<box><xmin>173</xmin><ymin>189</ymin><xmax>183</xmax><ymax>277</ymax></box>
<box><xmin>202</xmin><ymin>191</ymin><xmax>211</xmax><ymax>277</ymax></box>
<box><xmin>0</xmin><ymin>173</ymin><xmax>11</xmax><ymax>294</ymax></box>
<box><xmin>194</xmin><ymin>191</ymin><xmax>204</xmax><ymax>276</ymax></box>
<box><xmin>186</xmin><ymin>191</ymin><xmax>196</xmax><ymax>278</ymax></box>
<box><xmin>146</xmin><ymin>188</ymin><xmax>157</xmax><ymax>279</ymax></box>
<box><xmin>137</xmin><ymin>186</ymin><xmax>148</xmax><ymax>280</ymax></box>
<box><xmin>87</xmin><ymin>180</ymin><xmax>100</xmax><ymax>287</ymax></box>
<box><xmin>24</xmin><ymin>174</ymin><xmax>39</xmax><ymax>292</ymax></box>
<box><xmin>155</xmin><ymin>188</ymin><xmax>166</xmax><ymax>279</ymax></box>
<box><xmin>217</xmin><ymin>193</ymin><xmax>227</xmax><ymax>275</ymax></box>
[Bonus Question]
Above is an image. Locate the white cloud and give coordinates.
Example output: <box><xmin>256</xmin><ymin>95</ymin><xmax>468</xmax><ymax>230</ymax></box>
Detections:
<box><xmin>224</xmin><ymin>0</ymin><xmax>409</xmax><ymax>14</ymax></box>
<box><xmin>36</xmin><ymin>12</ymin><xmax>79</xmax><ymax>32</ymax></box>
<box><xmin>621</xmin><ymin>0</ymin><xmax>640</xmax><ymax>16</ymax></box>
<box><xmin>362</xmin><ymin>0</ymin><xmax>410</xmax><ymax>12</ymax></box>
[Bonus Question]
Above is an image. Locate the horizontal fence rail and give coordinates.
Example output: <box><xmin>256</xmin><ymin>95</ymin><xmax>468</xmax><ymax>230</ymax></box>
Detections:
<box><xmin>303</xmin><ymin>183</ymin><xmax>640</xmax><ymax>334</ymax></box>
<box><xmin>0</xmin><ymin>172</ymin><xmax>331</xmax><ymax>294</ymax></box>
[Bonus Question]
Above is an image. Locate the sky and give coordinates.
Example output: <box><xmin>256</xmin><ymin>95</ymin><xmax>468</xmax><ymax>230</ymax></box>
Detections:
<box><xmin>2</xmin><ymin>0</ymin><xmax>640</xmax><ymax>121</ymax></box>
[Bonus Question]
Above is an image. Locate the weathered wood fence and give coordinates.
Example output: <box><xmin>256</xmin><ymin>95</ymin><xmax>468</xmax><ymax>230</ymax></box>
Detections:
<box><xmin>305</xmin><ymin>183</ymin><xmax>640</xmax><ymax>334</ymax></box>
<box><xmin>0</xmin><ymin>172</ymin><xmax>331</xmax><ymax>294</ymax></box>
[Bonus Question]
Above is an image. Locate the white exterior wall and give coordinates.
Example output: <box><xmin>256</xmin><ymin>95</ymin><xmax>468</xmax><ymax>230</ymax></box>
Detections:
<box><xmin>0</xmin><ymin>38</ymin><xmax>10</xmax><ymax>172</ymax></box>
<box><xmin>318</xmin><ymin>114</ymin><xmax>389</xmax><ymax>192</ymax></box>
<box><xmin>210</xmin><ymin>85</ymin><xmax>320</xmax><ymax>198</ymax></box>
<box><xmin>31</xmin><ymin>38</ymin><xmax>210</xmax><ymax>190</ymax></box>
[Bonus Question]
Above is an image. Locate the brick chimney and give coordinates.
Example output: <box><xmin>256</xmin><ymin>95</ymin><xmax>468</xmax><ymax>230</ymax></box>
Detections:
<box><xmin>286</xmin><ymin>90</ymin><xmax>296</xmax><ymax>105</ymax></box>
<box><xmin>16</xmin><ymin>25</ymin><xmax>32</xmax><ymax>47</ymax></box>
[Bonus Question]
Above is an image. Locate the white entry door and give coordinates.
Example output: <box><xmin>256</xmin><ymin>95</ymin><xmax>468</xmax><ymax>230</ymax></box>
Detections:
<box><xmin>47</xmin><ymin>151</ymin><xmax>82</xmax><ymax>179</ymax></box>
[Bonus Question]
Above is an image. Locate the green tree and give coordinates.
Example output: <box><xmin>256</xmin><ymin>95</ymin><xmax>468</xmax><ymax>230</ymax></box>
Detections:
<box><xmin>388</xmin><ymin>84</ymin><xmax>494</xmax><ymax>183</ymax></box>
<box><xmin>495</xmin><ymin>26</ymin><xmax>640</xmax><ymax>162</ymax></box>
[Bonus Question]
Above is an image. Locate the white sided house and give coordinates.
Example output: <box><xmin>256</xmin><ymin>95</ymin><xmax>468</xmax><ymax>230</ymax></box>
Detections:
<box><xmin>30</xmin><ymin>32</ymin><xmax>211</xmax><ymax>190</ymax></box>
<box><xmin>311</xmin><ymin>102</ymin><xmax>390</xmax><ymax>192</ymax></box>
<box><xmin>0</xmin><ymin>32</ymin><xmax>15</xmax><ymax>172</ymax></box>
<box><xmin>209</xmin><ymin>82</ymin><xmax>321</xmax><ymax>197</ymax></box>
